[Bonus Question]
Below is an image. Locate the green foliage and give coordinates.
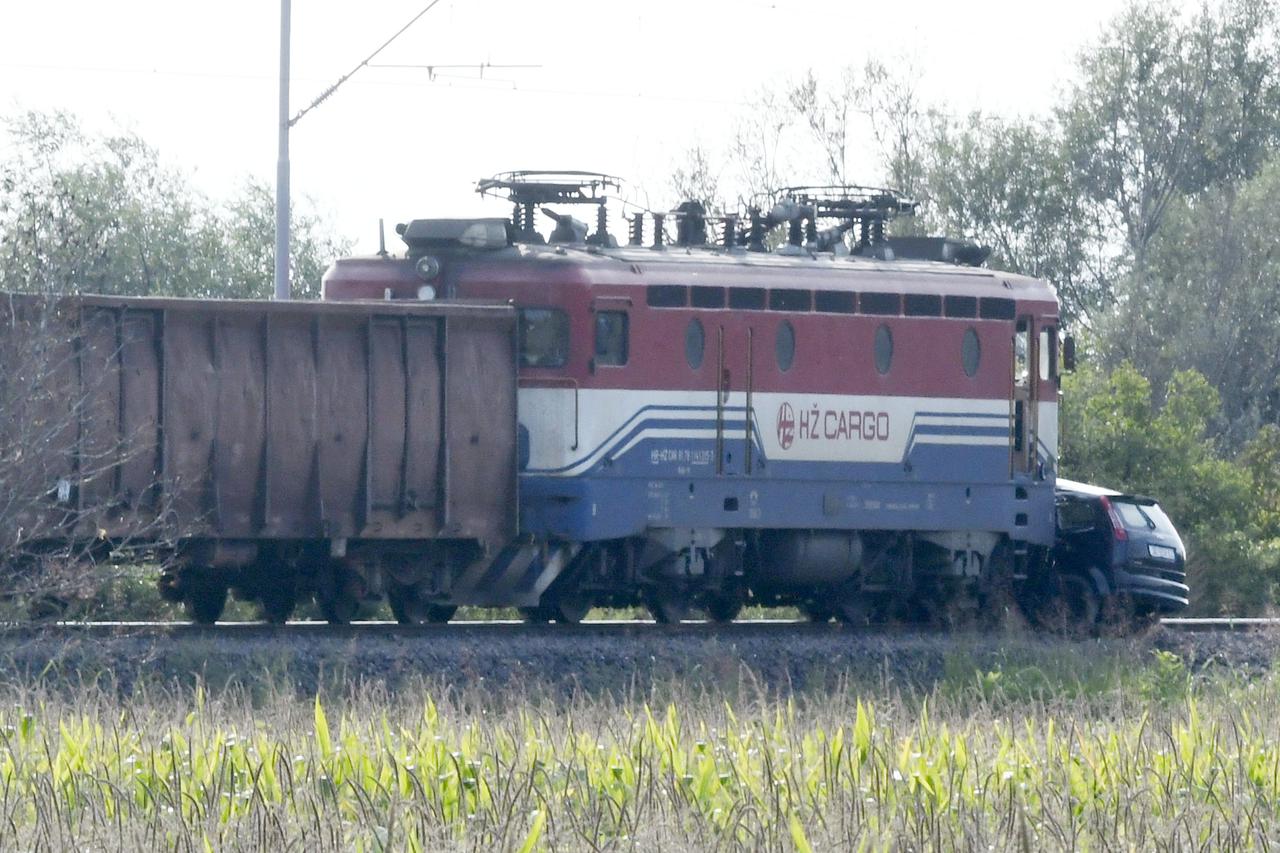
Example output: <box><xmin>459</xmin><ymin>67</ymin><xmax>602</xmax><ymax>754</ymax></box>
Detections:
<box><xmin>1059</xmin><ymin>0</ymin><xmax>1280</xmax><ymax>271</ymax></box>
<box><xmin>922</xmin><ymin>114</ymin><xmax>1110</xmax><ymax>324</ymax></box>
<box><xmin>1103</xmin><ymin>160</ymin><xmax>1280</xmax><ymax>445</ymax></box>
<box><xmin>0</xmin><ymin>110</ymin><xmax>351</xmax><ymax>299</ymax></box>
<box><xmin>1062</xmin><ymin>362</ymin><xmax>1279</xmax><ymax>612</ymax></box>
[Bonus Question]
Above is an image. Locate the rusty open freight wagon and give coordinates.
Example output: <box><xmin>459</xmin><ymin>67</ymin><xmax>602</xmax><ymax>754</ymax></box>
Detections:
<box><xmin>0</xmin><ymin>292</ymin><xmax>518</xmax><ymax>622</ymax></box>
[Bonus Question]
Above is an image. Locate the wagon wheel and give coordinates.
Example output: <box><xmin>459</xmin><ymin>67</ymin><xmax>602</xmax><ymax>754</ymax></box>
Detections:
<box><xmin>259</xmin><ymin>580</ymin><xmax>297</xmax><ymax>625</ymax></box>
<box><xmin>316</xmin><ymin>562</ymin><xmax>362</xmax><ymax>625</ymax></box>
<box><xmin>184</xmin><ymin>575</ymin><xmax>228</xmax><ymax>625</ymax></box>
<box><xmin>388</xmin><ymin>584</ymin><xmax>457</xmax><ymax>625</ymax></box>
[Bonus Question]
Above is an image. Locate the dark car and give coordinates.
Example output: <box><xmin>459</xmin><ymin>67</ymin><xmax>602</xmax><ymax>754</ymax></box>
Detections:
<box><xmin>1052</xmin><ymin>479</ymin><xmax>1190</xmax><ymax>621</ymax></box>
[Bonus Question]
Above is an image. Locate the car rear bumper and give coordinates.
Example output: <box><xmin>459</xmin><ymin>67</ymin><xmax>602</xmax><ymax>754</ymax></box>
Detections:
<box><xmin>1112</xmin><ymin>567</ymin><xmax>1190</xmax><ymax>611</ymax></box>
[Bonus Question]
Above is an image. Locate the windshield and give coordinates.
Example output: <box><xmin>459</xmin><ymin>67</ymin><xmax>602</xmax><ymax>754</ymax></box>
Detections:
<box><xmin>518</xmin><ymin>308</ymin><xmax>569</xmax><ymax>368</ymax></box>
<box><xmin>1113</xmin><ymin>499</ymin><xmax>1176</xmax><ymax>534</ymax></box>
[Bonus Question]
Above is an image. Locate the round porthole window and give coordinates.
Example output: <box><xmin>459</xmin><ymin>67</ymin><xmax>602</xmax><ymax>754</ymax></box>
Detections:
<box><xmin>962</xmin><ymin>327</ymin><xmax>981</xmax><ymax>377</ymax></box>
<box><xmin>874</xmin><ymin>324</ymin><xmax>893</xmax><ymax>375</ymax></box>
<box><xmin>685</xmin><ymin>318</ymin><xmax>705</xmax><ymax>369</ymax></box>
<box><xmin>775</xmin><ymin>321</ymin><xmax>795</xmax><ymax>371</ymax></box>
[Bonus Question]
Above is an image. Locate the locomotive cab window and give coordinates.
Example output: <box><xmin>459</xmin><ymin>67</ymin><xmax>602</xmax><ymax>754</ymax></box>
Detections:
<box><xmin>1040</xmin><ymin>326</ymin><xmax>1056</xmax><ymax>380</ymax></box>
<box><xmin>518</xmin><ymin>308</ymin><xmax>570</xmax><ymax>368</ymax></box>
<box><xmin>1014</xmin><ymin>318</ymin><xmax>1030</xmax><ymax>387</ymax></box>
<box><xmin>594</xmin><ymin>311</ymin><xmax>628</xmax><ymax>367</ymax></box>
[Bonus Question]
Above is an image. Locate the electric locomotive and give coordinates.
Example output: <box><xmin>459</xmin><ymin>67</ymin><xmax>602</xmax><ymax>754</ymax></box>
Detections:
<box><xmin>322</xmin><ymin>172</ymin><xmax>1066</xmax><ymax>626</ymax></box>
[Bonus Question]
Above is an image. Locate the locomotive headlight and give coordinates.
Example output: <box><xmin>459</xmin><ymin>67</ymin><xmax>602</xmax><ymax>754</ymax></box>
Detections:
<box><xmin>416</xmin><ymin>284</ymin><xmax>437</xmax><ymax>300</ymax></box>
<box><xmin>414</xmin><ymin>254</ymin><xmax>441</xmax><ymax>281</ymax></box>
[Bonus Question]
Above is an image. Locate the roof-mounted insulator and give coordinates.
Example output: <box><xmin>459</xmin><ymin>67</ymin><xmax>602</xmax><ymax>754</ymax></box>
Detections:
<box><xmin>788</xmin><ymin>218</ymin><xmax>804</xmax><ymax>248</ymax></box>
<box><xmin>652</xmin><ymin>213</ymin><xmax>665</xmax><ymax>249</ymax></box>
<box><xmin>723</xmin><ymin>214</ymin><xmax>738</xmax><ymax>249</ymax></box>
<box><xmin>675</xmin><ymin>201</ymin><xmax>708</xmax><ymax>247</ymax></box>
<box><xmin>628</xmin><ymin>214</ymin><xmax>644</xmax><ymax>246</ymax></box>
<box><xmin>587</xmin><ymin>205</ymin><xmax>612</xmax><ymax>247</ymax></box>
<box><xmin>748</xmin><ymin>208</ymin><xmax>767</xmax><ymax>252</ymax></box>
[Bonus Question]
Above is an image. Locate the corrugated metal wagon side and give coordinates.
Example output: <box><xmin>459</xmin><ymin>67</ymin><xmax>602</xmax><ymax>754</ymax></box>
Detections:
<box><xmin>0</xmin><ymin>292</ymin><xmax>518</xmax><ymax>623</ymax></box>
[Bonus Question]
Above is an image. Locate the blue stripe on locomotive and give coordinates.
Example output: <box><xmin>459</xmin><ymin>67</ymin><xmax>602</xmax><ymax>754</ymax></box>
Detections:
<box><xmin>517</xmin><ymin>406</ymin><xmax>1056</xmax><ymax>546</ymax></box>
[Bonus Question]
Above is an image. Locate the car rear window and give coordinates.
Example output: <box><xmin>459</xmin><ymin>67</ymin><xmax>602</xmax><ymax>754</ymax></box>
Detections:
<box><xmin>1057</xmin><ymin>499</ymin><xmax>1095</xmax><ymax>530</ymax></box>
<box><xmin>1114</xmin><ymin>500</ymin><xmax>1176</xmax><ymax>534</ymax></box>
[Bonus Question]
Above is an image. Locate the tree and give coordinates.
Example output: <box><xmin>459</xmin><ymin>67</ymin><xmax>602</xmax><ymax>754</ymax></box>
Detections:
<box><xmin>727</xmin><ymin>89</ymin><xmax>793</xmax><ymax>203</ymax></box>
<box><xmin>668</xmin><ymin>144</ymin><xmax>722</xmax><ymax>211</ymax></box>
<box><xmin>858</xmin><ymin>58</ymin><xmax>927</xmax><ymax>200</ymax></box>
<box><xmin>1060</xmin><ymin>362</ymin><xmax>1277</xmax><ymax>612</ymax></box>
<box><xmin>787</xmin><ymin>68</ymin><xmax>858</xmax><ymax>185</ymax></box>
<box><xmin>785</xmin><ymin>59</ymin><xmax>927</xmax><ymax>198</ymax></box>
<box><xmin>1059</xmin><ymin>0</ymin><xmax>1280</xmax><ymax>279</ymax></box>
<box><xmin>1100</xmin><ymin>159</ymin><xmax>1280</xmax><ymax>445</ymax></box>
<box><xmin>0</xmin><ymin>110</ymin><xmax>351</xmax><ymax>299</ymax></box>
<box><xmin>921</xmin><ymin>113</ymin><xmax>1112</xmax><ymax>324</ymax></box>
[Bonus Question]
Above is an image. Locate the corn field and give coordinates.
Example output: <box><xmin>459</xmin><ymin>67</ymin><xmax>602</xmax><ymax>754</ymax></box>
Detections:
<box><xmin>0</xmin><ymin>646</ymin><xmax>1276</xmax><ymax>851</ymax></box>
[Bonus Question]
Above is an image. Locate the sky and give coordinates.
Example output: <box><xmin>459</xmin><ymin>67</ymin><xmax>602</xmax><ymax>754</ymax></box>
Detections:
<box><xmin>0</xmin><ymin>0</ymin><xmax>1192</xmax><ymax>254</ymax></box>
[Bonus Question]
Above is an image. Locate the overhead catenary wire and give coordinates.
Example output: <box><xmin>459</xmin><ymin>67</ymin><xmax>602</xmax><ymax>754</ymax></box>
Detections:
<box><xmin>289</xmin><ymin>0</ymin><xmax>446</xmax><ymax>128</ymax></box>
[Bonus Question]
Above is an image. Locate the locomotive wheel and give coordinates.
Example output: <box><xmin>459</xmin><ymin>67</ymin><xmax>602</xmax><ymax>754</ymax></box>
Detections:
<box><xmin>800</xmin><ymin>602</ymin><xmax>835</xmax><ymax>623</ymax></box>
<box><xmin>424</xmin><ymin>605</ymin><xmax>458</xmax><ymax>623</ymax></box>
<box><xmin>703</xmin><ymin>590</ymin><xmax>744</xmax><ymax>623</ymax></box>
<box><xmin>184</xmin><ymin>578</ymin><xmax>228</xmax><ymax>625</ymax></box>
<box><xmin>646</xmin><ymin>589</ymin><xmax>689</xmax><ymax>624</ymax></box>
<box><xmin>835</xmin><ymin>590</ymin><xmax>890</xmax><ymax>629</ymax></box>
<box><xmin>520</xmin><ymin>605</ymin><xmax>555</xmax><ymax>623</ymax></box>
<box><xmin>834</xmin><ymin>596</ymin><xmax>873</xmax><ymax>628</ymax></box>
<box><xmin>550</xmin><ymin>589</ymin><xmax>593</xmax><ymax>624</ymax></box>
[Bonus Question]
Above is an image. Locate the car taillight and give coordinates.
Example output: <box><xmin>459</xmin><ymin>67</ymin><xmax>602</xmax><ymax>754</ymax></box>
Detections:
<box><xmin>1099</xmin><ymin>495</ymin><xmax>1128</xmax><ymax>541</ymax></box>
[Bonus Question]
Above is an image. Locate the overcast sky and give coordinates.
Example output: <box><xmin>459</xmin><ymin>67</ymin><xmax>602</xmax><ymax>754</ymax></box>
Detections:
<box><xmin>1</xmin><ymin>0</ymin><xmax>1193</xmax><ymax>253</ymax></box>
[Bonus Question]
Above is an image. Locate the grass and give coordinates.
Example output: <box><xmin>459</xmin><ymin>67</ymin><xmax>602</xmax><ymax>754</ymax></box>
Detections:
<box><xmin>0</xmin><ymin>644</ymin><xmax>1277</xmax><ymax>850</ymax></box>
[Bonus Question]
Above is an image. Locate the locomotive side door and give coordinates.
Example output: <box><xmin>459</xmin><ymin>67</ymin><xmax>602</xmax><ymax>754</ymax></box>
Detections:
<box><xmin>1010</xmin><ymin>315</ymin><xmax>1039</xmax><ymax>476</ymax></box>
<box><xmin>714</xmin><ymin>323</ymin><xmax>753</xmax><ymax>476</ymax></box>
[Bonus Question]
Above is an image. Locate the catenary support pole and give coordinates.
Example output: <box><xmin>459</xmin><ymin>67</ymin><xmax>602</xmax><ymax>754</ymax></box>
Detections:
<box><xmin>274</xmin><ymin>0</ymin><xmax>291</xmax><ymax>300</ymax></box>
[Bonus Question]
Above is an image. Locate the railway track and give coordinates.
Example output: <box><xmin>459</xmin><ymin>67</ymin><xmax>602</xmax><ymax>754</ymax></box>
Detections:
<box><xmin>0</xmin><ymin>616</ymin><xmax>1270</xmax><ymax>640</ymax></box>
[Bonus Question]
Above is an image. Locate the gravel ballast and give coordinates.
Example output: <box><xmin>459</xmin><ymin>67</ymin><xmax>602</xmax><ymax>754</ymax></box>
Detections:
<box><xmin>0</xmin><ymin>622</ymin><xmax>1274</xmax><ymax>697</ymax></box>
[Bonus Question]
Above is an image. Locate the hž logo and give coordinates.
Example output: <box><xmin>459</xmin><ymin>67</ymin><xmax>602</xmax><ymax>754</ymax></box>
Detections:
<box><xmin>776</xmin><ymin>402</ymin><xmax>795</xmax><ymax>450</ymax></box>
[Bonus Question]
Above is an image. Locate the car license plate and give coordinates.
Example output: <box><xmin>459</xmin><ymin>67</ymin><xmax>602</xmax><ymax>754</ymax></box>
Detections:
<box><xmin>1148</xmin><ymin>544</ymin><xmax>1176</xmax><ymax>561</ymax></box>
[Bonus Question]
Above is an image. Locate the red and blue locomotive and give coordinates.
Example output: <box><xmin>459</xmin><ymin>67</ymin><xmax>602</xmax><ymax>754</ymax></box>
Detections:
<box><xmin>322</xmin><ymin>172</ymin><xmax>1065</xmax><ymax>626</ymax></box>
